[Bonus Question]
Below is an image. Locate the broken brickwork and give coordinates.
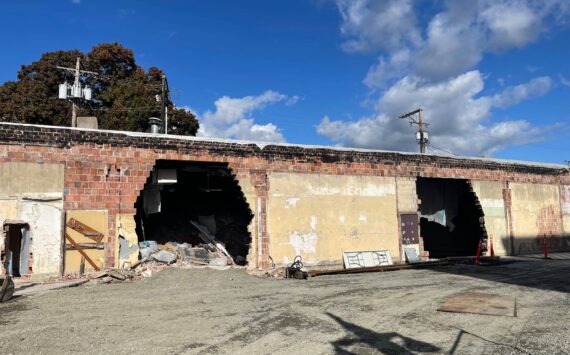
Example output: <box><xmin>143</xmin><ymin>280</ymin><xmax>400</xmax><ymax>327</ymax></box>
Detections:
<box><xmin>0</xmin><ymin>122</ymin><xmax>568</xmax><ymax>269</ymax></box>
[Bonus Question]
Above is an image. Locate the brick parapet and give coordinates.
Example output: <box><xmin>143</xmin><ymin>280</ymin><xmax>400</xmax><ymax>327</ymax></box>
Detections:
<box><xmin>0</xmin><ymin>122</ymin><xmax>568</xmax><ymax>267</ymax></box>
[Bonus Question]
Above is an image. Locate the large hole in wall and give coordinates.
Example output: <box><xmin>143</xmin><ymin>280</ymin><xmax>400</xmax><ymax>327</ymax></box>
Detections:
<box><xmin>416</xmin><ymin>178</ymin><xmax>486</xmax><ymax>258</ymax></box>
<box><xmin>134</xmin><ymin>161</ymin><xmax>253</xmax><ymax>265</ymax></box>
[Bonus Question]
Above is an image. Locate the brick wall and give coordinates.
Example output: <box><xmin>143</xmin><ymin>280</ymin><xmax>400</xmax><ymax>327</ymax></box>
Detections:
<box><xmin>0</xmin><ymin>123</ymin><xmax>568</xmax><ymax>267</ymax></box>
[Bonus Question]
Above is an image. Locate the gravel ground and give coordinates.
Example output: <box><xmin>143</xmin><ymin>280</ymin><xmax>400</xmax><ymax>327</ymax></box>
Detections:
<box><xmin>0</xmin><ymin>257</ymin><xmax>568</xmax><ymax>354</ymax></box>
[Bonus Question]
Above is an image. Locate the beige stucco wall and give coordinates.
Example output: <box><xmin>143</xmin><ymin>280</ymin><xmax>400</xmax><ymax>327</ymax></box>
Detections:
<box><xmin>267</xmin><ymin>173</ymin><xmax>400</xmax><ymax>267</ymax></box>
<box><xmin>510</xmin><ymin>183</ymin><xmax>562</xmax><ymax>254</ymax></box>
<box><xmin>396</xmin><ymin>177</ymin><xmax>417</xmax><ymax>213</ymax></box>
<box><xmin>471</xmin><ymin>180</ymin><xmax>509</xmax><ymax>256</ymax></box>
<box><xmin>561</xmin><ymin>185</ymin><xmax>570</xmax><ymax>235</ymax></box>
<box><xmin>0</xmin><ymin>162</ymin><xmax>64</xmax><ymax>195</ymax></box>
<box><xmin>0</xmin><ymin>163</ymin><xmax>65</xmax><ymax>279</ymax></box>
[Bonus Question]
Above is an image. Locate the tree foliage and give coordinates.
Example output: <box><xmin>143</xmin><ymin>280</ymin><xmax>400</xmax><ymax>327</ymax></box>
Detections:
<box><xmin>0</xmin><ymin>43</ymin><xmax>199</xmax><ymax>135</ymax></box>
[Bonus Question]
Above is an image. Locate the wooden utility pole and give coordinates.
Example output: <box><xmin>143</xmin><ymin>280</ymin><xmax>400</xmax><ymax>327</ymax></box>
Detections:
<box><xmin>399</xmin><ymin>108</ymin><xmax>429</xmax><ymax>154</ymax></box>
<box><xmin>56</xmin><ymin>57</ymin><xmax>98</xmax><ymax>127</ymax></box>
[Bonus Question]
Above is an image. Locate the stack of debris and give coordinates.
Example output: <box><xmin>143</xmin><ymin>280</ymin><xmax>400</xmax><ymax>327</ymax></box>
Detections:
<box><xmin>137</xmin><ymin>240</ymin><xmax>231</xmax><ymax>267</ymax></box>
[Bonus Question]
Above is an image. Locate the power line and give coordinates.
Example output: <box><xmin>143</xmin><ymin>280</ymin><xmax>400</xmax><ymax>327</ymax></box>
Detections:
<box><xmin>428</xmin><ymin>144</ymin><xmax>458</xmax><ymax>156</ymax></box>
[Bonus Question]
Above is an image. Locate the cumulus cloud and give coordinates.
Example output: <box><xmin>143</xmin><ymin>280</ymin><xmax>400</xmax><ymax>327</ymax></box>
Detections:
<box><xmin>319</xmin><ymin>0</ymin><xmax>567</xmax><ymax>156</ymax></box>
<box><xmin>337</xmin><ymin>0</ymin><xmax>570</xmax><ymax>85</ymax></box>
<box><xmin>317</xmin><ymin>71</ymin><xmax>553</xmax><ymax>156</ymax></box>
<box><xmin>197</xmin><ymin>90</ymin><xmax>294</xmax><ymax>142</ymax></box>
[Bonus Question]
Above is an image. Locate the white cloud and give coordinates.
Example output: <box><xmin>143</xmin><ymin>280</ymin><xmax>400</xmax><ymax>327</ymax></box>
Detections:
<box><xmin>337</xmin><ymin>0</ymin><xmax>570</xmax><ymax>85</ymax></box>
<box><xmin>71</xmin><ymin>0</ymin><xmax>80</xmax><ymax>4</ymax></box>
<box><xmin>197</xmin><ymin>90</ymin><xmax>295</xmax><ymax>142</ymax></box>
<box><xmin>559</xmin><ymin>74</ymin><xmax>570</xmax><ymax>87</ymax></box>
<box><xmin>321</xmin><ymin>0</ymin><xmax>568</xmax><ymax>156</ymax></box>
<box><xmin>488</xmin><ymin>76</ymin><xmax>552</xmax><ymax>108</ymax></box>
<box><xmin>317</xmin><ymin>71</ymin><xmax>553</xmax><ymax>156</ymax></box>
<box><xmin>337</xmin><ymin>0</ymin><xmax>421</xmax><ymax>53</ymax></box>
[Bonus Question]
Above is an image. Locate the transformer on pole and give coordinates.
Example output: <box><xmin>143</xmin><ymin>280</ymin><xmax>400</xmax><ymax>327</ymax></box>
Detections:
<box><xmin>399</xmin><ymin>108</ymin><xmax>429</xmax><ymax>154</ymax></box>
<box><xmin>56</xmin><ymin>57</ymin><xmax>98</xmax><ymax>127</ymax></box>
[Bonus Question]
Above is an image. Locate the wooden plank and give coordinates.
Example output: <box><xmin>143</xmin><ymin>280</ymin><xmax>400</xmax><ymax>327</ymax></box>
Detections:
<box><xmin>66</xmin><ymin>218</ymin><xmax>104</xmax><ymax>243</ymax></box>
<box><xmin>190</xmin><ymin>221</ymin><xmax>234</xmax><ymax>264</ymax></box>
<box><xmin>438</xmin><ymin>292</ymin><xmax>516</xmax><ymax>317</ymax></box>
<box><xmin>64</xmin><ymin>232</ymin><xmax>101</xmax><ymax>271</ymax></box>
<box><xmin>65</xmin><ymin>243</ymin><xmax>105</xmax><ymax>250</ymax></box>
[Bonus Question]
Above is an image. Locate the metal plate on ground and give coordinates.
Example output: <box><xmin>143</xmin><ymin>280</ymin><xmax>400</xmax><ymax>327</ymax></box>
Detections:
<box><xmin>438</xmin><ymin>292</ymin><xmax>516</xmax><ymax>317</ymax></box>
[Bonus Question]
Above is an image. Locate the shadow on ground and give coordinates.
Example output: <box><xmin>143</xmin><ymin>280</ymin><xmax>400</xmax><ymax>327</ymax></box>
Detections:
<box><xmin>430</xmin><ymin>257</ymin><xmax>570</xmax><ymax>293</ymax></box>
<box><xmin>327</xmin><ymin>312</ymin><xmax>440</xmax><ymax>355</ymax></box>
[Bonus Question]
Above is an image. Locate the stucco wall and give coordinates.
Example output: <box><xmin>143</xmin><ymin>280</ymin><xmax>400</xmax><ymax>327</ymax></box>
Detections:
<box><xmin>267</xmin><ymin>173</ymin><xmax>400</xmax><ymax>267</ymax></box>
<box><xmin>561</xmin><ymin>185</ymin><xmax>570</xmax><ymax>235</ymax></box>
<box><xmin>0</xmin><ymin>162</ymin><xmax>65</xmax><ymax>278</ymax></box>
<box><xmin>510</xmin><ymin>183</ymin><xmax>563</xmax><ymax>254</ymax></box>
<box><xmin>396</xmin><ymin>177</ymin><xmax>417</xmax><ymax>213</ymax></box>
<box><xmin>0</xmin><ymin>162</ymin><xmax>64</xmax><ymax>195</ymax></box>
<box><xmin>471</xmin><ymin>181</ymin><xmax>509</xmax><ymax>256</ymax></box>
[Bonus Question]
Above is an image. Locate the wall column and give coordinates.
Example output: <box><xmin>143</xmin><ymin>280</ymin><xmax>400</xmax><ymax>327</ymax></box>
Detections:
<box><xmin>251</xmin><ymin>170</ymin><xmax>269</xmax><ymax>269</ymax></box>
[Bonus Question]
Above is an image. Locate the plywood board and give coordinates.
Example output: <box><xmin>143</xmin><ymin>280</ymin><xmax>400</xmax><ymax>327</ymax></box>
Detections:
<box><xmin>343</xmin><ymin>250</ymin><xmax>393</xmax><ymax>269</ymax></box>
<box><xmin>64</xmin><ymin>210</ymin><xmax>108</xmax><ymax>274</ymax></box>
<box><xmin>438</xmin><ymin>292</ymin><xmax>516</xmax><ymax>317</ymax></box>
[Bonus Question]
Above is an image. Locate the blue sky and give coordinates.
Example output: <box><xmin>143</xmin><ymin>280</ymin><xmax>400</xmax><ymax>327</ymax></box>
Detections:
<box><xmin>1</xmin><ymin>1</ymin><xmax>569</xmax><ymax>164</ymax></box>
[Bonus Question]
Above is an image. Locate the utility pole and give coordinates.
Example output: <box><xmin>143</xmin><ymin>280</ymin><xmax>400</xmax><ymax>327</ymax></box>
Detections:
<box><xmin>399</xmin><ymin>108</ymin><xmax>429</xmax><ymax>154</ymax></box>
<box><xmin>56</xmin><ymin>57</ymin><xmax>98</xmax><ymax>127</ymax></box>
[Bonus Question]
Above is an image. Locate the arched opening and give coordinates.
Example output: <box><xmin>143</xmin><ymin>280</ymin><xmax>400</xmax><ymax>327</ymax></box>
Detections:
<box><xmin>417</xmin><ymin>178</ymin><xmax>487</xmax><ymax>258</ymax></box>
<box><xmin>134</xmin><ymin>161</ymin><xmax>253</xmax><ymax>265</ymax></box>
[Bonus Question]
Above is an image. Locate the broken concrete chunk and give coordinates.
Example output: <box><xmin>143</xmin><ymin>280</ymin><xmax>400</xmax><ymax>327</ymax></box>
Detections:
<box><xmin>151</xmin><ymin>250</ymin><xmax>177</xmax><ymax>264</ymax></box>
<box><xmin>209</xmin><ymin>257</ymin><xmax>228</xmax><ymax>266</ymax></box>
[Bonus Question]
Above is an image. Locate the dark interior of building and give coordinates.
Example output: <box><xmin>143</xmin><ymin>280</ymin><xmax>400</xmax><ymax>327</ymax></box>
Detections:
<box><xmin>3</xmin><ymin>223</ymin><xmax>29</xmax><ymax>277</ymax></box>
<box><xmin>135</xmin><ymin>161</ymin><xmax>253</xmax><ymax>265</ymax></box>
<box><xmin>416</xmin><ymin>177</ymin><xmax>486</xmax><ymax>258</ymax></box>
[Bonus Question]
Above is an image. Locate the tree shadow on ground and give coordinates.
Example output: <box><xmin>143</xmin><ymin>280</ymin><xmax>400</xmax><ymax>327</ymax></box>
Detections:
<box><xmin>327</xmin><ymin>312</ymin><xmax>440</xmax><ymax>355</ymax></box>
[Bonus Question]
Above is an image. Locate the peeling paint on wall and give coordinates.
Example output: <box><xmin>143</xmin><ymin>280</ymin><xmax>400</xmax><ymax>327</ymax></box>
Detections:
<box><xmin>21</xmin><ymin>199</ymin><xmax>63</xmax><ymax>277</ymax></box>
<box><xmin>285</xmin><ymin>197</ymin><xmax>300</xmax><ymax>208</ymax></box>
<box><xmin>269</xmin><ymin>173</ymin><xmax>400</xmax><ymax>266</ymax></box>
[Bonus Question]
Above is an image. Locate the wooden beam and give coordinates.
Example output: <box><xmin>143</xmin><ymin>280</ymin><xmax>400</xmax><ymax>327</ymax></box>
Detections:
<box><xmin>64</xmin><ymin>232</ymin><xmax>101</xmax><ymax>271</ymax></box>
<box><xmin>65</xmin><ymin>243</ymin><xmax>105</xmax><ymax>250</ymax></box>
<box><xmin>66</xmin><ymin>218</ymin><xmax>104</xmax><ymax>243</ymax></box>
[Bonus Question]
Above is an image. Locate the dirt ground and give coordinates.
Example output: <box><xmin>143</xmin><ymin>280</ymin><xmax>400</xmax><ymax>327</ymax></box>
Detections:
<box><xmin>0</xmin><ymin>257</ymin><xmax>568</xmax><ymax>354</ymax></box>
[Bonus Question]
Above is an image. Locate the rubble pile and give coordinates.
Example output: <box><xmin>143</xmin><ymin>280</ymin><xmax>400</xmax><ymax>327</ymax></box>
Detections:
<box><xmin>85</xmin><ymin>237</ymin><xmax>235</xmax><ymax>285</ymax></box>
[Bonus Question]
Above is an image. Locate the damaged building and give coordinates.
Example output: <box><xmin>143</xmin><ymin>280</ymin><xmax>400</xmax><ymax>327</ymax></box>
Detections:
<box><xmin>0</xmin><ymin>122</ymin><xmax>569</xmax><ymax>280</ymax></box>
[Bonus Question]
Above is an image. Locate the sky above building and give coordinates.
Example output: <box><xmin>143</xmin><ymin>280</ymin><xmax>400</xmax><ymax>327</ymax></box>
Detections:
<box><xmin>1</xmin><ymin>0</ymin><xmax>569</xmax><ymax>163</ymax></box>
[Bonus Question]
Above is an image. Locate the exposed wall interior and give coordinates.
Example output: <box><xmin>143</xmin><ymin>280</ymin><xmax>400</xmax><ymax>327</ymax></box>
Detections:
<box><xmin>417</xmin><ymin>178</ymin><xmax>486</xmax><ymax>258</ymax></box>
<box><xmin>135</xmin><ymin>161</ymin><xmax>253</xmax><ymax>265</ymax></box>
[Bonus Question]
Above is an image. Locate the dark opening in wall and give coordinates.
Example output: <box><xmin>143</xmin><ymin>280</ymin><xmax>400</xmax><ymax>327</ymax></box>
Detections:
<box><xmin>416</xmin><ymin>178</ymin><xmax>486</xmax><ymax>258</ymax></box>
<box><xmin>134</xmin><ymin>161</ymin><xmax>253</xmax><ymax>265</ymax></box>
<box><xmin>2</xmin><ymin>223</ymin><xmax>30</xmax><ymax>277</ymax></box>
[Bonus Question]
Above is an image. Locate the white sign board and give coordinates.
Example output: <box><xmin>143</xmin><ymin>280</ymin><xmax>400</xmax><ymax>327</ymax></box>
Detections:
<box><xmin>343</xmin><ymin>250</ymin><xmax>393</xmax><ymax>269</ymax></box>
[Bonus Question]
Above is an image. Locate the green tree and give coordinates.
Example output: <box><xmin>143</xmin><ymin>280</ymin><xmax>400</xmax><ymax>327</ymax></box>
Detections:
<box><xmin>0</xmin><ymin>43</ymin><xmax>199</xmax><ymax>135</ymax></box>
